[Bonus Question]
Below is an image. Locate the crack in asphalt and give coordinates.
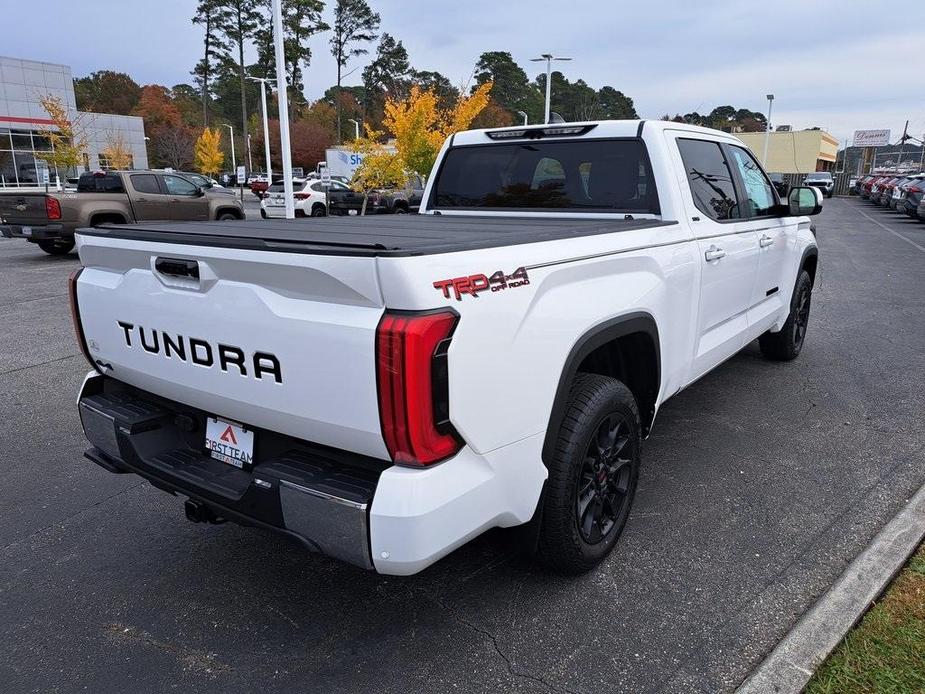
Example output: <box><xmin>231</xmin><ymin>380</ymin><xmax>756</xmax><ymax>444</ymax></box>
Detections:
<box><xmin>417</xmin><ymin>587</ymin><xmax>579</xmax><ymax>694</ymax></box>
<box><xmin>0</xmin><ymin>352</ymin><xmax>81</xmax><ymax>377</ymax></box>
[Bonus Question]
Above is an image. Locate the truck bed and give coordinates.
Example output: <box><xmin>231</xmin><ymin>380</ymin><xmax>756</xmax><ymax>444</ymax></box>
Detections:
<box><xmin>76</xmin><ymin>215</ymin><xmax>677</xmax><ymax>257</ymax></box>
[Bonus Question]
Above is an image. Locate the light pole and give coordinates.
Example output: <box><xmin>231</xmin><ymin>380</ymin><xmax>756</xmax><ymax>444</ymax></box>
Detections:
<box><xmin>347</xmin><ymin>118</ymin><xmax>361</xmax><ymax>140</ymax></box>
<box><xmin>247</xmin><ymin>134</ymin><xmax>254</xmax><ymax>172</ymax></box>
<box><xmin>223</xmin><ymin>123</ymin><xmax>236</xmax><ymax>171</ymax></box>
<box><xmin>272</xmin><ymin>0</ymin><xmax>295</xmax><ymax>219</ymax></box>
<box><xmin>516</xmin><ymin>110</ymin><xmax>528</xmax><ymax>126</ymax></box>
<box><xmin>762</xmin><ymin>93</ymin><xmax>774</xmax><ymax>166</ymax></box>
<box><xmin>247</xmin><ymin>76</ymin><xmax>274</xmax><ymax>182</ymax></box>
<box><xmin>530</xmin><ymin>54</ymin><xmax>572</xmax><ymax>124</ymax></box>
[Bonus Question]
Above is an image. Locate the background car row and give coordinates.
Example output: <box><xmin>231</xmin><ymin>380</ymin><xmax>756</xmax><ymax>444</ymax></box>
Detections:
<box><xmin>854</xmin><ymin>172</ymin><xmax>925</xmax><ymax>220</ymax></box>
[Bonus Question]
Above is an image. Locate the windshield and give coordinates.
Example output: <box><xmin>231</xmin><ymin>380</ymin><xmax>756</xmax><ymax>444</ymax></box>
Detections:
<box><xmin>430</xmin><ymin>139</ymin><xmax>659</xmax><ymax>213</ymax></box>
<box><xmin>805</xmin><ymin>172</ymin><xmax>832</xmax><ymax>181</ymax></box>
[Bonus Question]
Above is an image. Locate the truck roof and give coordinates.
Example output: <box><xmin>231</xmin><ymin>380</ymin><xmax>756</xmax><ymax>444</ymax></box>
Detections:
<box><xmin>77</xmin><ymin>215</ymin><xmax>677</xmax><ymax>257</ymax></box>
<box><xmin>450</xmin><ymin>119</ymin><xmax>745</xmax><ymax>147</ymax></box>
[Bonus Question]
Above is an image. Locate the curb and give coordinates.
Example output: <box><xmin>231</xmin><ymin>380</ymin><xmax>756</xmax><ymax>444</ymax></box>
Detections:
<box><xmin>736</xmin><ymin>480</ymin><xmax>925</xmax><ymax>694</ymax></box>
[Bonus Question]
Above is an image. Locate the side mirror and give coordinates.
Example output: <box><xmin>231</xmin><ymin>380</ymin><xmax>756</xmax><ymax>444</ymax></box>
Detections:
<box><xmin>195</xmin><ymin>186</ymin><xmax>206</xmax><ymax>197</ymax></box>
<box><xmin>787</xmin><ymin>186</ymin><xmax>822</xmax><ymax>216</ymax></box>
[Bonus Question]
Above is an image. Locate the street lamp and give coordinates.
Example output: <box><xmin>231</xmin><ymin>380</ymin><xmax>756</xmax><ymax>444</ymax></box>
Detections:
<box><xmin>271</xmin><ymin>0</ymin><xmax>295</xmax><ymax>219</ymax></box>
<box><xmin>247</xmin><ymin>76</ymin><xmax>274</xmax><ymax>183</ymax></box>
<box><xmin>530</xmin><ymin>54</ymin><xmax>572</xmax><ymax>124</ymax></box>
<box><xmin>347</xmin><ymin>118</ymin><xmax>361</xmax><ymax>140</ymax></box>
<box><xmin>516</xmin><ymin>110</ymin><xmax>528</xmax><ymax>126</ymax></box>
<box><xmin>762</xmin><ymin>94</ymin><xmax>774</xmax><ymax>166</ymax></box>
<box><xmin>223</xmin><ymin>123</ymin><xmax>236</xmax><ymax>171</ymax></box>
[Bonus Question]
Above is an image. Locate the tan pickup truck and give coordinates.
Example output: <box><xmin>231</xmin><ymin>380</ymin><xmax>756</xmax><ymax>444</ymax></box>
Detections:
<box><xmin>0</xmin><ymin>170</ymin><xmax>245</xmax><ymax>255</ymax></box>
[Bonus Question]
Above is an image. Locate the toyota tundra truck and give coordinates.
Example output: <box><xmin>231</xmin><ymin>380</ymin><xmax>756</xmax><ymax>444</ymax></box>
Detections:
<box><xmin>70</xmin><ymin>120</ymin><xmax>821</xmax><ymax>575</ymax></box>
<box><xmin>0</xmin><ymin>170</ymin><xmax>244</xmax><ymax>255</ymax></box>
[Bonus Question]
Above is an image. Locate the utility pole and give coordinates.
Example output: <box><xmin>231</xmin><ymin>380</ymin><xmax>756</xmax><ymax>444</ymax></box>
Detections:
<box><xmin>272</xmin><ymin>0</ymin><xmax>295</xmax><ymax>219</ymax></box>
<box><xmin>223</xmin><ymin>123</ymin><xmax>236</xmax><ymax>170</ymax></box>
<box><xmin>247</xmin><ymin>76</ymin><xmax>274</xmax><ymax>182</ymax></box>
<box><xmin>896</xmin><ymin>120</ymin><xmax>909</xmax><ymax>173</ymax></box>
<box><xmin>530</xmin><ymin>54</ymin><xmax>572</xmax><ymax>124</ymax></box>
<box><xmin>762</xmin><ymin>94</ymin><xmax>774</xmax><ymax>166</ymax></box>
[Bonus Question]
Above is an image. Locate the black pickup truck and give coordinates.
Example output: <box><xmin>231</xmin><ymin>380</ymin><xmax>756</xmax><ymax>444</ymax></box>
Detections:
<box><xmin>328</xmin><ymin>175</ymin><xmax>425</xmax><ymax>215</ymax></box>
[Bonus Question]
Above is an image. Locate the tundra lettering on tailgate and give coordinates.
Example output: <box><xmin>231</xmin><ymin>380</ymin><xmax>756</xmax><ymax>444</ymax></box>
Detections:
<box><xmin>116</xmin><ymin>321</ymin><xmax>282</xmax><ymax>383</ymax></box>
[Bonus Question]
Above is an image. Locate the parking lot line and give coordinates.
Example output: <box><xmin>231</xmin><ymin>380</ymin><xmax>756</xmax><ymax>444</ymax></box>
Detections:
<box><xmin>853</xmin><ymin>206</ymin><xmax>925</xmax><ymax>253</ymax></box>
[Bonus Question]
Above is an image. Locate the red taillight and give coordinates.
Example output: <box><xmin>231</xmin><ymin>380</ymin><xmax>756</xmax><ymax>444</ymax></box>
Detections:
<box><xmin>68</xmin><ymin>268</ymin><xmax>98</xmax><ymax>371</ymax></box>
<box><xmin>294</xmin><ymin>192</ymin><xmax>310</xmax><ymax>200</ymax></box>
<box><xmin>46</xmin><ymin>196</ymin><xmax>61</xmax><ymax>220</ymax></box>
<box><xmin>909</xmin><ymin>186</ymin><xmax>922</xmax><ymax>193</ymax></box>
<box><xmin>376</xmin><ymin>310</ymin><xmax>461</xmax><ymax>466</ymax></box>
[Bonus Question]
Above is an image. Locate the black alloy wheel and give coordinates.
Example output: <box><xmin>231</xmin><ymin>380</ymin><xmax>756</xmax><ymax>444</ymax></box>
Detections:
<box><xmin>792</xmin><ymin>281</ymin><xmax>811</xmax><ymax>351</ymax></box>
<box><xmin>575</xmin><ymin>414</ymin><xmax>634</xmax><ymax>544</ymax></box>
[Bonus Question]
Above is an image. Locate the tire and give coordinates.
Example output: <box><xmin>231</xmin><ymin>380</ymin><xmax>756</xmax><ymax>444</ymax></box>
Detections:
<box><xmin>758</xmin><ymin>270</ymin><xmax>812</xmax><ymax>361</ymax></box>
<box><xmin>311</xmin><ymin>204</ymin><xmax>326</xmax><ymax>217</ymax></box>
<box><xmin>260</xmin><ymin>208</ymin><xmax>268</xmax><ymax>219</ymax></box>
<box><xmin>36</xmin><ymin>238</ymin><xmax>75</xmax><ymax>255</ymax></box>
<box><xmin>537</xmin><ymin>373</ymin><xmax>641</xmax><ymax>575</ymax></box>
<box><xmin>217</xmin><ymin>212</ymin><xmax>239</xmax><ymax>221</ymax></box>
<box><xmin>393</xmin><ymin>205</ymin><xmax>408</xmax><ymax>214</ymax></box>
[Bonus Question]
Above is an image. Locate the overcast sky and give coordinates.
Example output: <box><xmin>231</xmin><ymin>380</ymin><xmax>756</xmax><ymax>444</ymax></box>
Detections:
<box><xmin>4</xmin><ymin>0</ymin><xmax>920</xmax><ymax>145</ymax></box>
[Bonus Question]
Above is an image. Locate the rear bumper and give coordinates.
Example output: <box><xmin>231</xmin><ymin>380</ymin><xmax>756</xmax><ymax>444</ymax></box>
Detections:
<box><xmin>76</xmin><ymin>374</ymin><xmax>547</xmax><ymax>575</ymax></box>
<box><xmin>0</xmin><ymin>223</ymin><xmax>65</xmax><ymax>240</ymax></box>
<box><xmin>77</xmin><ymin>373</ymin><xmax>382</xmax><ymax>570</ymax></box>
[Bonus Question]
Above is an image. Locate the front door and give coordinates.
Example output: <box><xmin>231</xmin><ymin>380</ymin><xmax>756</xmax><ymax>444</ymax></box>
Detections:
<box><xmin>725</xmin><ymin>144</ymin><xmax>796</xmax><ymax>338</ymax></box>
<box><xmin>163</xmin><ymin>174</ymin><xmax>210</xmax><ymax>221</ymax></box>
<box><xmin>673</xmin><ymin>136</ymin><xmax>760</xmax><ymax>380</ymax></box>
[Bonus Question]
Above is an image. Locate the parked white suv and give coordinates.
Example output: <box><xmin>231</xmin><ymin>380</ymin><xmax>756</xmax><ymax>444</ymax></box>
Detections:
<box><xmin>260</xmin><ymin>179</ymin><xmax>353</xmax><ymax>218</ymax></box>
<box><xmin>70</xmin><ymin>120</ymin><xmax>821</xmax><ymax>575</ymax></box>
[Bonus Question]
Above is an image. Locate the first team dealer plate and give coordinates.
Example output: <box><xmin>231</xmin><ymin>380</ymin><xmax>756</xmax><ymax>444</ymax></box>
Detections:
<box><xmin>205</xmin><ymin>417</ymin><xmax>255</xmax><ymax>469</ymax></box>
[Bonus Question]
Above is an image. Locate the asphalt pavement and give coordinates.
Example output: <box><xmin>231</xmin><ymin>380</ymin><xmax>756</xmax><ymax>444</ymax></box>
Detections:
<box><xmin>1</xmin><ymin>198</ymin><xmax>924</xmax><ymax>693</ymax></box>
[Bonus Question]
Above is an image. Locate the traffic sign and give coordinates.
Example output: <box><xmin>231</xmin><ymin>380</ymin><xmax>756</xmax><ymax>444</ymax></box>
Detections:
<box><xmin>236</xmin><ymin>165</ymin><xmax>246</xmax><ymax>185</ymax></box>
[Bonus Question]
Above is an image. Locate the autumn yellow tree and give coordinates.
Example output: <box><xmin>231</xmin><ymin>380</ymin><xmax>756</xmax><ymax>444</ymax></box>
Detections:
<box><xmin>194</xmin><ymin>127</ymin><xmax>224</xmax><ymax>176</ymax></box>
<box><xmin>99</xmin><ymin>133</ymin><xmax>134</xmax><ymax>170</ymax></box>
<box><xmin>350</xmin><ymin>127</ymin><xmax>407</xmax><ymax>216</ymax></box>
<box><xmin>34</xmin><ymin>95</ymin><xmax>88</xmax><ymax>174</ymax></box>
<box><xmin>382</xmin><ymin>82</ymin><xmax>492</xmax><ymax>177</ymax></box>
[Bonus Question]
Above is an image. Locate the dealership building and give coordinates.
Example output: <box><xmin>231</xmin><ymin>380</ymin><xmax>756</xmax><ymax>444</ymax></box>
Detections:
<box><xmin>737</xmin><ymin>128</ymin><xmax>839</xmax><ymax>174</ymax></box>
<box><xmin>0</xmin><ymin>56</ymin><xmax>148</xmax><ymax>188</ymax></box>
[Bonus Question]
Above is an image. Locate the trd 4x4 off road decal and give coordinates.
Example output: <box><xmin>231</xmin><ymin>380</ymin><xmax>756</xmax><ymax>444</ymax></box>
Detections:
<box><xmin>434</xmin><ymin>266</ymin><xmax>530</xmax><ymax>301</ymax></box>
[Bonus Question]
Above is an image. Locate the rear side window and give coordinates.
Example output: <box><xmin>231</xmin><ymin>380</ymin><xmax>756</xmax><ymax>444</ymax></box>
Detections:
<box><xmin>431</xmin><ymin>139</ymin><xmax>658</xmax><ymax>213</ymax></box>
<box><xmin>130</xmin><ymin>174</ymin><xmax>160</xmax><ymax>194</ymax></box>
<box><xmin>77</xmin><ymin>173</ymin><xmax>125</xmax><ymax>193</ymax></box>
<box><xmin>677</xmin><ymin>139</ymin><xmax>740</xmax><ymax>220</ymax></box>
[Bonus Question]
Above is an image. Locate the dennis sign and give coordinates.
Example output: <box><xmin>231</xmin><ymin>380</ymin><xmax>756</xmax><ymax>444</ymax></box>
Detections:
<box><xmin>853</xmin><ymin>129</ymin><xmax>891</xmax><ymax>147</ymax></box>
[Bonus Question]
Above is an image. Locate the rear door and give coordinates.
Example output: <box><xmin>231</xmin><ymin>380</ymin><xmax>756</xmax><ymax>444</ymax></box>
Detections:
<box><xmin>163</xmin><ymin>174</ymin><xmax>210</xmax><ymax>221</ymax></box>
<box><xmin>673</xmin><ymin>136</ymin><xmax>760</xmax><ymax>378</ymax></box>
<box><xmin>725</xmin><ymin>144</ymin><xmax>794</xmax><ymax>336</ymax></box>
<box><xmin>127</xmin><ymin>173</ymin><xmax>172</xmax><ymax>221</ymax></box>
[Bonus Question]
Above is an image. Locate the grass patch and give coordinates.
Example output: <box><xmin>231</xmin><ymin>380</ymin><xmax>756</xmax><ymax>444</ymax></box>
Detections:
<box><xmin>805</xmin><ymin>543</ymin><xmax>925</xmax><ymax>694</ymax></box>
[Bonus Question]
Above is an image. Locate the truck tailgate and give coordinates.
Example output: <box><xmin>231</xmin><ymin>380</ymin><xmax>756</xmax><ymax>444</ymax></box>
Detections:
<box><xmin>75</xmin><ymin>232</ymin><xmax>389</xmax><ymax>459</ymax></box>
<box><xmin>0</xmin><ymin>192</ymin><xmax>49</xmax><ymax>224</ymax></box>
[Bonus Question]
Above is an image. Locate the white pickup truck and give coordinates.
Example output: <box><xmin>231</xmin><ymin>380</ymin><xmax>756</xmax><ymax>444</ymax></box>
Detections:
<box><xmin>71</xmin><ymin>120</ymin><xmax>821</xmax><ymax>575</ymax></box>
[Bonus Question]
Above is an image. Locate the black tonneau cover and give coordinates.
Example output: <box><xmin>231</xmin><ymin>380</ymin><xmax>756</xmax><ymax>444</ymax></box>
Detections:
<box><xmin>77</xmin><ymin>215</ymin><xmax>677</xmax><ymax>257</ymax></box>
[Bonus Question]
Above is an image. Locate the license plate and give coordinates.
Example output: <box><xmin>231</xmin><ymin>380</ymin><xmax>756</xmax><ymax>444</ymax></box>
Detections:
<box><xmin>205</xmin><ymin>417</ymin><xmax>255</xmax><ymax>469</ymax></box>
<box><xmin>21</xmin><ymin>226</ymin><xmax>32</xmax><ymax>237</ymax></box>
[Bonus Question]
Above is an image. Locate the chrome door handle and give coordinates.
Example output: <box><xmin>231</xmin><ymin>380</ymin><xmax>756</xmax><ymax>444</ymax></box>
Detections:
<box><xmin>704</xmin><ymin>245</ymin><xmax>726</xmax><ymax>261</ymax></box>
<box><xmin>759</xmin><ymin>234</ymin><xmax>774</xmax><ymax>248</ymax></box>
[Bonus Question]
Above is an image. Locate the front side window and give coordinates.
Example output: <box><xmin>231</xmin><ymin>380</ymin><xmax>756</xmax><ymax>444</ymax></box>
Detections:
<box><xmin>677</xmin><ymin>139</ymin><xmax>740</xmax><ymax>220</ymax></box>
<box><xmin>164</xmin><ymin>174</ymin><xmax>198</xmax><ymax>196</ymax></box>
<box><xmin>728</xmin><ymin>146</ymin><xmax>777</xmax><ymax>216</ymax></box>
<box><xmin>431</xmin><ymin>139</ymin><xmax>658</xmax><ymax>213</ymax></box>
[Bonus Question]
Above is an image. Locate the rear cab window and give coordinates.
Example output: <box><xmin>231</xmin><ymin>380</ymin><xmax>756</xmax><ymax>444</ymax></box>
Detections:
<box><xmin>429</xmin><ymin>139</ymin><xmax>659</xmax><ymax>214</ymax></box>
